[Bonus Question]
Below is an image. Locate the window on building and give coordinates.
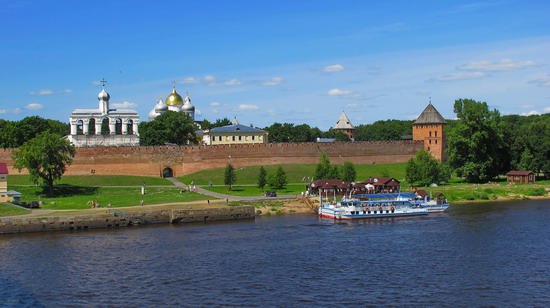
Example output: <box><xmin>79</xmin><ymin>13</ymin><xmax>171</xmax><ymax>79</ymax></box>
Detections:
<box><xmin>435</xmin><ymin>140</ymin><xmax>438</xmax><ymax>144</ymax></box>
<box><xmin>127</xmin><ymin>119</ymin><xmax>134</xmax><ymax>135</ymax></box>
<box><xmin>219</xmin><ymin>136</ymin><xmax>222</xmax><ymax>141</ymax></box>
<box><xmin>429</xmin><ymin>131</ymin><xmax>432</xmax><ymax>137</ymax></box>
<box><xmin>252</xmin><ymin>136</ymin><xmax>255</xmax><ymax>141</ymax></box>
<box><xmin>239</xmin><ymin>136</ymin><xmax>242</xmax><ymax>141</ymax></box>
<box><xmin>435</xmin><ymin>131</ymin><xmax>438</xmax><ymax>137</ymax></box>
<box><xmin>232</xmin><ymin>136</ymin><xmax>235</xmax><ymax>141</ymax></box>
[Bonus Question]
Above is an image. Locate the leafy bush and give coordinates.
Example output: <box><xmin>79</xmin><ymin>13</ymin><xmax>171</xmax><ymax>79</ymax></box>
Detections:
<box><xmin>524</xmin><ymin>187</ymin><xmax>547</xmax><ymax>196</ymax></box>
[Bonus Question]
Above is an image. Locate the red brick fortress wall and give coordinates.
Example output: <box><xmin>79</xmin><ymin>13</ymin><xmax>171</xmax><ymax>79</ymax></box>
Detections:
<box><xmin>0</xmin><ymin>141</ymin><xmax>423</xmax><ymax>177</ymax></box>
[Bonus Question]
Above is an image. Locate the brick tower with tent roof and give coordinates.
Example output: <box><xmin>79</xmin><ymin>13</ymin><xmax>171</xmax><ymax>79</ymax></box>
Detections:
<box><xmin>412</xmin><ymin>101</ymin><xmax>447</xmax><ymax>161</ymax></box>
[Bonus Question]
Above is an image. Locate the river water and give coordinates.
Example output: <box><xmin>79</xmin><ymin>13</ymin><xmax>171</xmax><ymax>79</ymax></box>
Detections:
<box><xmin>1</xmin><ymin>200</ymin><xmax>550</xmax><ymax>307</ymax></box>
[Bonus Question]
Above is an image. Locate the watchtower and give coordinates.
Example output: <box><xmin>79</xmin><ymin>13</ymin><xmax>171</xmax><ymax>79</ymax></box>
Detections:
<box><xmin>412</xmin><ymin>102</ymin><xmax>447</xmax><ymax>161</ymax></box>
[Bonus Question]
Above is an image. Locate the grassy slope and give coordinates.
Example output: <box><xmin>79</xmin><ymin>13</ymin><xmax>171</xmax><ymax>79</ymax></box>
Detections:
<box><xmin>8</xmin><ymin>174</ymin><xmax>172</xmax><ymax>186</ymax></box>
<box><xmin>10</xmin><ymin>186</ymin><xmax>211</xmax><ymax>210</ymax></box>
<box><xmin>177</xmin><ymin>163</ymin><xmax>408</xmax><ymax>185</ymax></box>
<box><xmin>0</xmin><ymin>203</ymin><xmax>30</xmax><ymax>217</ymax></box>
<box><xmin>178</xmin><ymin>163</ymin><xmax>549</xmax><ymax>201</ymax></box>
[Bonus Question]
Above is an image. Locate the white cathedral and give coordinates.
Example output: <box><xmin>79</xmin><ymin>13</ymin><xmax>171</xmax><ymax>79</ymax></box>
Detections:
<box><xmin>68</xmin><ymin>81</ymin><xmax>140</xmax><ymax>147</ymax></box>
<box><xmin>148</xmin><ymin>86</ymin><xmax>195</xmax><ymax>120</ymax></box>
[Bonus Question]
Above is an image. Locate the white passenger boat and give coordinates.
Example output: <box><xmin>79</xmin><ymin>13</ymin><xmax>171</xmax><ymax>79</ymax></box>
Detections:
<box><xmin>319</xmin><ymin>194</ymin><xmax>428</xmax><ymax>220</ymax></box>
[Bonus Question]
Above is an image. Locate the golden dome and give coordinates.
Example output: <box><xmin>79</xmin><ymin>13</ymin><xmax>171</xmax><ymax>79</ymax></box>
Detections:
<box><xmin>166</xmin><ymin>87</ymin><xmax>183</xmax><ymax>106</ymax></box>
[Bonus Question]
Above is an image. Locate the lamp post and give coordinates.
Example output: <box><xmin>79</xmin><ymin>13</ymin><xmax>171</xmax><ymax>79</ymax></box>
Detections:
<box><xmin>91</xmin><ymin>169</ymin><xmax>96</xmax><ymax>187</ymax></box>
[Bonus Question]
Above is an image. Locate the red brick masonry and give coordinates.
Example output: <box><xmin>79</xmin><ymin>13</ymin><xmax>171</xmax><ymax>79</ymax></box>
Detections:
<box><xmin>0</xmin><ymin>141</ymin><xmax>423</xmax><ymax>177</ymax></box>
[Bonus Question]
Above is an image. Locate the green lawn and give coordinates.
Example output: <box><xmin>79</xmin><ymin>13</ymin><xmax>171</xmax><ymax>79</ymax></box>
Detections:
<box><xmin>8</xmin><ymin>174</ymin><xmax>172</xmax><ymax>186</ymax></box>
<box><xmin>204</xmin><ymin>184</ymin><xmax>306</xmax><ymax>197</ymax></box>
<box><xmin>10</xmin><ymin>185</ymin><xmax>212</xmax><ymax>210</ymax></box>
<box><xmin>410</xmin><ymin>183</ymin><xmax>548</xmax><ymax>203</ymax></box>
<box><xmin>0</xmin><ymin>203</ymin><xmax>30</xmax><ymax>217</ymax></box>
<box><xmin>178</xmin><ymin>163</ymin><xmax>408</xmax><ymax>185</ymax></box>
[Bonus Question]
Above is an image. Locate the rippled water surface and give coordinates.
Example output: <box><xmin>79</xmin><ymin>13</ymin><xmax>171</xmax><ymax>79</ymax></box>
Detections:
<box><xmin>2</xmin><ymin>200</ymin><xmax>550</xmax><ymax>306</ymax></box>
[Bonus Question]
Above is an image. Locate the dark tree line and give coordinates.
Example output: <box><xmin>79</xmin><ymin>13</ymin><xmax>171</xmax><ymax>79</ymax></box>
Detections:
<box><xmin>447</xmin><ymin>98</ymin><xmax>550</xmax><ymax>182</ymax></box>
<box><xmin>354</xmin><ymin>120</ymin><xmax>413</xmax><ymax>141</ymax></box>
<box><xmin>139</xmin><ymin>111</ymin><xmax>198</xmax><ymax>146</ymax></box>
<box><xmin>263</xmin><ymin>120</ymin><xmax>413</xmax><ymax>143</ymax></box>
<box><xmin>502</xmin><ymin>113</ymin><xmax>550</xmax><ymax>177</ymax></box>
<box><xmin>0</xmin><ymin>116</ymin><xmax>69</xmax><ymax>148</ymax></box>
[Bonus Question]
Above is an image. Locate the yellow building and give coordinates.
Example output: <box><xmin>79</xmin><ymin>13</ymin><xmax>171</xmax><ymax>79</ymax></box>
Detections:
<box><xmin>0</xmin><ymin>163</ymin><xmax>20</xmax><ymax>203</ymax></box>
<box><xmin>200</xmin><ymin>117</ymin><xmax>268</xmax><ymax>145</ymax></box>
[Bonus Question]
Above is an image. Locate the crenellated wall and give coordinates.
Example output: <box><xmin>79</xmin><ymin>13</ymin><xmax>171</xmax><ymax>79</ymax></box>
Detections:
<box><xmin>0</xmin><ymin>141</ymin><xmax>423</xmax><ymax>177</ymax></box>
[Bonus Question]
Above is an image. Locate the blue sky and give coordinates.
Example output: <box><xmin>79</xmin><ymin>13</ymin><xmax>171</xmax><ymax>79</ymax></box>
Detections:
<box><xmin>1</xmin><ymin>0</ymin><xmax>549</xmax><ymax>129</ymax></box>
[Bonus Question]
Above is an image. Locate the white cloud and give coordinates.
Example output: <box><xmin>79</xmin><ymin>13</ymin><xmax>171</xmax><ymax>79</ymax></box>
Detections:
<box><xmin>323</xmin><ymin>64</ymin><xmax>344</xmax><ymax>73</ymax></box>
<box><xmin>528</xmin><ymin>75</ymin><xmax>550</xmax><ymax>87</ymax></box>
<box><xmin>25</xmin><ymin>103</ymin><xmax>43</xmax><ymax>110</ymax></box>
<box><xmin>224</xmin><ymin>79</ymin><xmax>242</xmax><ymax>86</ymax></box>
<box><xmin>180</xmin><ymin>77</ymin><xmax>200</xmax><ymax>84</ymax></box>
<box><xmin>328</xmin><ymin>88</ymin><xmax>352</xmax><ymax>96</ymax></box>
<box><xmin>458</xmin><ymin>59</ymin><xmax>538</xmax><ymax>72</ymax></box>
<box><xmin>30</xmin><ymin>88</ymin><xmax>72</xmax><ymax>95</ymax></box>
<box><xmin>30</xmin><ymin>89</ymin><xmax>54</xmax><ymax>95</ymax></box>
<box><xmin>195</xmin><ymin>108</ymin><xmax>202</xmax><ymax>116</ymax></box>
<box><xmin>111</xmin><ymin>101</ymin><xmax>137</xmax><ymax>108</ymax></box>
<box><xmin>204</xmin><ymin>75</ymin><xmax>216</xmax><ymax>86</ymax></box>
<box><xmin>202</xmin><ymin>75</ymin><xmax>242</xmax><ymax>87</ymax></box>
<box><xmin>544</xmin><ymin>107</ymin><xmax>550</xmax><ymax>113</ymax></box>
<box><xmin>522</xmin><ymin>110</ymin><xmax>541</xmax><ymax>116</ymax></box>
<box><xmin>210</xmin><ymin>102</ymin><xmax>221</xmax><ymax>107</ymax></box>
<box><xmin>431</xmin><ymin>72</ymin><xmax>485</xmax><ymax>81</ymax></box>
<box><xmin>238</xmin><ymin>104</ymin><xmax>259</xmax><ymax>110</ymax></box>
<box><xmin>262</xmin><ymin>77</ymin><xmax>283</xmax><ymax>86</ymax></box>
<box><xmin>0</xmin><ymin>108</ymin><xmax>21</xmax><ymax>114</ymax></box>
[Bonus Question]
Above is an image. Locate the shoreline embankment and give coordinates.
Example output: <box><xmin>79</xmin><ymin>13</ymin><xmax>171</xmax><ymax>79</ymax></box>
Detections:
<box><xmin>0</xmin><ymin>205</ymin><xmax>255</xmax><ymax>235</ymax></box>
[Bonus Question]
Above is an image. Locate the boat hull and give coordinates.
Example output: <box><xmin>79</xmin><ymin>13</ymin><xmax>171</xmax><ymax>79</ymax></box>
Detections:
<box><xmin>319</xmin><ymin>208</ymin><xmax>428</xmax><ymax>220</ymax></box>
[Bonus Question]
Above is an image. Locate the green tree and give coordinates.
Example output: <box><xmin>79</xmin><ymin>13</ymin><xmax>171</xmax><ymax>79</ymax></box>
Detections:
<box><xmin>355</xmin><ymin>120</ymin><xmax>413</xmax><ymax>141</ymax></box>
<box><xmin>264</xmin><ymin>122</ymin><xmax>321</xmax><ymax>143</ymax></box>
<box><xmin>224</xmin><ymin>163</ymin><xmax>237</xmax><ymax>190</ymax></box>
<box><xmin>447</xmin><ymin>99</ymin><xmax>508</xmax><ymax>182</ymax></box>
<box><xmin>0</xmin><ymin>117</ymin><xmax>69</xmax><ymax>148</ymax></box>
<box><xmin>257</xmin><ymin>166</ymin><xmax>267</xmax><ymax>190</ymax></box>
<box><xmin>12</xmin><ymin>132</ymin><xmax>75</xmax><ymax>196</ymax></box>
<box><xmin>328</xmin><ymin>164</ymin><xmax>341</xmax><ymax>179</ymax></box>
<box><xmin>333</xmin><ymin>131</ymin><xmax>351</xmax><ymax>142</ymax></box>
<box><xmin>314</xmin><ymin>153</ymin><xmax>332</xmax><ymax>179</ymax></box>
<box><xmin>405</xmin><ymin>149</ymin><xmax>449</xmax><ymax>186</ymax></box>
<box><xmin>341</xmin><ymin>161</ymin><xmax>356</xmax><ymax>182</ymax></box>
<box><xmin>213</xmin><ymin>117</ymin><xmax>232</xmax><ymax>128</ymax></box>
<box><xmin>268</xmin><ymin>165</ymin><xmax>288</xmax><ymax>189</ymax></box>
<box><xmin>139</xmin><ymin>111</ymin><xmax>198</xmax><ymax>146</ymax></box>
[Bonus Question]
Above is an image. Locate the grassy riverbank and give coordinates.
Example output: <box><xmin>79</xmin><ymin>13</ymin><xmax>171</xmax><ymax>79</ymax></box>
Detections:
<box><xmin>8</xmin><ymin>174</ymin><xmax>172</xmax><ymax>186</ymax></box>
<box><xmin>8</xmin><ymin>185</ymin><xmax>211</xmax><ymax>211</ymax></box>
<box><xmin>3</xmin><ymin>164</ymin><xmax>549</xmax><ymax>218</ymax></box>
<box><xmin>183</xmin><ymin>163</ymin><xmax>549</xmax><ymax>202</ymax></box>
<box><xmin>0</xmin><ymin>204</ymin><xmax>30</xmax><ymax>217</ymax></box>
